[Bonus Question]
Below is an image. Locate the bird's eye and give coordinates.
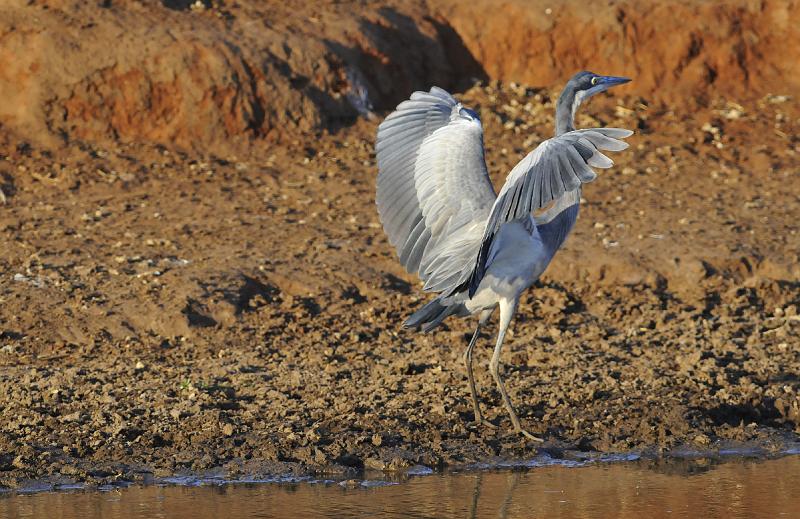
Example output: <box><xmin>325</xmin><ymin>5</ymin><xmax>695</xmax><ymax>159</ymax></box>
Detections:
<box><xmin>591</xmin><ymin>76</ymin><xmax>600</xmax><ymax>86</ymax></box>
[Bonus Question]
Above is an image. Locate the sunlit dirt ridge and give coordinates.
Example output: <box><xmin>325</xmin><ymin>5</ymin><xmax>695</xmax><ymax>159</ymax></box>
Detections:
<box><xmin>1</xmin><ymin>0</ymin><xmax>798</xmax><ymax>152</ymax></box>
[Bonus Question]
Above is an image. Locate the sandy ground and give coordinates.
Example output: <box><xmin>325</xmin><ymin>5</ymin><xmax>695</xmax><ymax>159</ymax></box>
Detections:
<box><xmin>0</xmin><ymin>0</ymin><xmax>799</xmax><ymax>490</ymax></box>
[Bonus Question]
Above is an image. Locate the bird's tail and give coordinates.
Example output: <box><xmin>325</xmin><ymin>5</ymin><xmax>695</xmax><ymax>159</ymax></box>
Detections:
<box><xmin>403</xmin><ymin>296</ymin><xmax>460</xmax><ymax>333</ymax></box>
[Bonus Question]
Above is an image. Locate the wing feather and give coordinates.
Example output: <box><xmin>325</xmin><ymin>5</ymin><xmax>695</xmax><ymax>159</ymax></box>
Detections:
<box><xmin>465</xmin><ymin>128</ymin><xmax>632</xmax><ymax>296</ymax></box>
<box><xmin>376</xmin><ymin>87</ymin><xmax>497</xmax><ymax>296</ymax></box>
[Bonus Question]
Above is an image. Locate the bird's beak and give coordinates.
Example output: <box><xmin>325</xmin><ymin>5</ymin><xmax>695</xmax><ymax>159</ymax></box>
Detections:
<box><xmin>599</xmin><ymin>75</ymin><xmax>631</xmax><ymax>87</ymax></box>
<box><xmin>587</xmin><ymin>75</ymin><xmax>631</xmax><ymax>96</ymax></box>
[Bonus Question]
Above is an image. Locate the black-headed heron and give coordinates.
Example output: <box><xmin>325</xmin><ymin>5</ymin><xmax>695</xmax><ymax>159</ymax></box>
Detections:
<box><xmin>375</xmin><ymin>71</ymin><xmax>632</xmax><ymax>440</ymax></box>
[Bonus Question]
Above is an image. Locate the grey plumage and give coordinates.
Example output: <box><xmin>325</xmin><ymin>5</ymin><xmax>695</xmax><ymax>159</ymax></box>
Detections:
<box><xmin>375</xmin><ymin>71</ymin><xmax>632</xmax><ymax>440</ymax></box>
<box><xmin>376</xmin><ymin>87</ymin><xmax>496</xmax><ymax>297</ymax></box>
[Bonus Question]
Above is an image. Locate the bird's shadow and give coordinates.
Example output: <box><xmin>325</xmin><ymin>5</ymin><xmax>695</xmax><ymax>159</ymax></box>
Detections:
<box><xmin>381</xmin><ymin>273</ymin><xmax>413</xmax><ymax>295</ymax></box>
<box><xmin>702</xmin><ymin>400</ymin><xmax>786</xmax><ymax>429</ymax></box>
<box><xmin>161</xmin><ymin>0</ymin><xmax>211</xmax><ymax>9</ymax></box>
<box><xmin>183</xmin><ymin>272</ymin><xmax>283</xmax><ymax>329</ymax></box>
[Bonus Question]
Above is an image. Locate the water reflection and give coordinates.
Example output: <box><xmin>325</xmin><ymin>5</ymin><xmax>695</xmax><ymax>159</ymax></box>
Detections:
<box><xmin>1</xmin><ymin>456</ymin><xmax>799</xmax><ymax>518</ymax></box>
<box><xmin>468</xmin><ymin>472</ymin><xmax>522</xmax><ymax>519</ymax></box>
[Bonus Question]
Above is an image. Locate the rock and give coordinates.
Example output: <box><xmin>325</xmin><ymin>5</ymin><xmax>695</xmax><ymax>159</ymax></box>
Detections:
<box><xmin>11</xmin><ymin>455</ymin><xmax>28</xmax><ymax>470</ymax></box>
<box><xmin>61</xmin><ymin>411</ymin><xmax>84</xmax><ymax>423</ymax></box>
<box><xmin>364</xmin><ymin>457</ymin><xmax>387</xmax><ymax>470</ymax></box>
<box><xmin>693</xmin><ymin>433</ymin><xmax>711</xmax><ymax>446</ymax></box>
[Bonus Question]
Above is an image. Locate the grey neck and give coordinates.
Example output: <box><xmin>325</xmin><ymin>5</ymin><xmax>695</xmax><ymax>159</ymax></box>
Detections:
<box><xmin>554</xmin><ymin>89</ymin><xmax>585</xmax><ymax>136</ymax></box>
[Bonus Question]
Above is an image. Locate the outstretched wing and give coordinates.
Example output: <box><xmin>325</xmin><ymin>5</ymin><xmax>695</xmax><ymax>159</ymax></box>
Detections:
<box><xmin>467</xmin><ymin>128</ymin><xmax>633</xmax><ymax>296</ymax></box>
<box><xmin>376</xmin><ymin>87</ymin><xmax>497</xmax><ymax>296</ymax></box>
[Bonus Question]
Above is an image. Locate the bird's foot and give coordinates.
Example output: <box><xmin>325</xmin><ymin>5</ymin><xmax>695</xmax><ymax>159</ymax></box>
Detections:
<box><xmin>469</xmin><ymin>412</ymin><xmax>497</xmax><ymax>429</ymax></box>
<box><xmin>475</xmin><ymin>418</ymin><xmax>497</xmax><ymax>429</ymax></box>
<box><xmin>516</xmin><ymin>428</ymin><xmax>544</xmax><ymax>443</ymax></box>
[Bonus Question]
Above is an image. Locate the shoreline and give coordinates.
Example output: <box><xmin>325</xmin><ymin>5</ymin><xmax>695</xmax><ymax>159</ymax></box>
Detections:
<box><xmin>3</xmin><ymin>443</ymin><xmax>800</xmax><ymax>494</ymax></box>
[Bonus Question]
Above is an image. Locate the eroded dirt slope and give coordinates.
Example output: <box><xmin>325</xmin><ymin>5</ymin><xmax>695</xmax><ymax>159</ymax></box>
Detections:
<box><xmin>0</xmin><ymin>0</ymin><xmax>469</xmax><ymax>153</ymax></box>
<box><xmin>434</xmin><ymin>0</ymin><xmax>800</xmax><ymax>105</ymax></box>
<box><xmin>1</xmin><ymin>0</ymin><xmax>799</xmax><ymax>152</ymax></box>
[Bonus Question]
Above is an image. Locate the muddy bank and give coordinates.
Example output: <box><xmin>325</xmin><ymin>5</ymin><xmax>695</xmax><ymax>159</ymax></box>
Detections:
<box><xmin>1</xmin><ymin>74</ymin><xmax>799</xmax><ymax>488</ymax></box>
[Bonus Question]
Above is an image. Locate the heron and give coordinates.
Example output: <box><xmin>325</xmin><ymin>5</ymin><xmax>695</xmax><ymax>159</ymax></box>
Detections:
<box><xmin>375</xmin><ymin>71</ymin><xmax>632</xmax><ymax>441</ymax></box>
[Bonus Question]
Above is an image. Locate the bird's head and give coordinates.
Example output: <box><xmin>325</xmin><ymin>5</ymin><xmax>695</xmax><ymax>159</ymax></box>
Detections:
<box><xmin>569</xmin><ymin>71</ymin><xmax>631</xmax><ymax>98</ymax></box>
<box><xmin>556</xmin><ymin>71</ymin><xmax>631</xmax><ymax>135</ymax></box>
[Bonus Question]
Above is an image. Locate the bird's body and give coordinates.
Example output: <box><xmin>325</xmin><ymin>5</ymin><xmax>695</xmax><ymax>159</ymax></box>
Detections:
<box><xmin>375</xmin><ymin>71</ymin><xmax>632</xmax><ymax>440</ymax></box>
<box><xmin>467</xmin><ymin>219</ymin><xmax>549</xmax><ymax>313</ymax></box>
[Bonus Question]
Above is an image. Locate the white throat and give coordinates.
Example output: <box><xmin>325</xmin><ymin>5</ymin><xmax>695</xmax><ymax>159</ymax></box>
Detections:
<box><xmin>571</xmin><ymin>90</ymin><xmax>587</xmax><ymax>124</ymax></box>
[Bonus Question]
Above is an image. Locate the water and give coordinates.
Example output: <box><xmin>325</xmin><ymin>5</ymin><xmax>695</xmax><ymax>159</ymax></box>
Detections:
<box><xmin>2</xmin><ymin>456</ymin><xmax>799</xmax><ymax>518</ymax></box>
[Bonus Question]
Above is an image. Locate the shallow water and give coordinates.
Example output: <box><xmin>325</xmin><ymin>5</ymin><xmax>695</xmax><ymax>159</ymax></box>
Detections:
<box><xmin>2</xmin><ymin>456</ymin><xmax>799</xmax><ymax>519</ymax></box>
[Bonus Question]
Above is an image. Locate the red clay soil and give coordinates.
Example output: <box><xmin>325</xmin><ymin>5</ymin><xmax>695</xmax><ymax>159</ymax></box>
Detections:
<box><xmin>2</xmin><ymin>0</ymin><xmax>799</xmax><ymax>152</ymax></box>
<box><xmin>0</xmin><ymin>0</ymin><xmax>799</xmax><ymax>489</ymax></box>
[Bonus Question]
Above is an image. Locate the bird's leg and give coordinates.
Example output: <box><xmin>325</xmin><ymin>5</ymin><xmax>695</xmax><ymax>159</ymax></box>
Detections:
<box><xmin>463</xmin><ymin>323</ymin><xmax>485</xmax><ymax>422</ymax></box>
<box><xmin>463</xmin><ymin>311</ymin><xmax>495</xmax><ymax>429</ymax></box>
<box><xmin>489</xmin><ymin>298</ymin><xmax>544</xmax><ymax>442</ymax></box>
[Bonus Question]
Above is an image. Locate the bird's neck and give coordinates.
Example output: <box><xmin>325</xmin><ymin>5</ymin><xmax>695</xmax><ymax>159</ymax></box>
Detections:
<box><xmin>554</xmin><ymin>89</ymin><xmax>586</xmax><ymax>136</ymax></box>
